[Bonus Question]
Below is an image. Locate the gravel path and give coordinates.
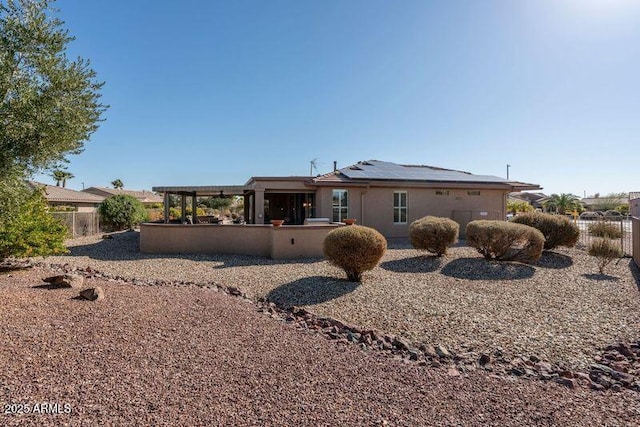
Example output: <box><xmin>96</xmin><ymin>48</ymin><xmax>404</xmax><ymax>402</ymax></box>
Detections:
<box><xmin>40</xmin><ymin>231</ymin><xmax>640</xmax><ymax>369</ymax></box>
<box><xmin>1</xmin><ymin>267</ymin><xmax>639</xmax><ymax>426</ymax></box>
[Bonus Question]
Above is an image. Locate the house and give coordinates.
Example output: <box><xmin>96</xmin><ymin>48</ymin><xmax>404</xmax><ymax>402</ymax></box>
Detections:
<box><xmin>153</xmin><ymin>160</ymin><xmax>540</xmax><ymax>238</ymax></box>
<box><xmin>580</xmin><ymin>196</ymin><xmax>628</xmax><ymax>212</ymax></box>
<box><xmin>630</xmin><ymin>192</ymin><xmax>640</xmax><ymax>217</ymax></box>
<box><xmin>508</xmin><ymin>192</ymin><xmax>549</xmax><ymax>211</ymax></box>
<box><xmin>82</xmin><ymin>187</ymin><xmax>163</xmax><ymax>205</ymax></box>
<box><xmin>28</xmin><ymin>181</ymin><xmax>105</xmax><ymax>212</ymax></box>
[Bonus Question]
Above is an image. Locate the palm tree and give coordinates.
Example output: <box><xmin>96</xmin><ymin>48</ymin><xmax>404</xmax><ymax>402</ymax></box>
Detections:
<box><xmin>111</xmin><ymin>179</ymin><xmax>124</xmax><ymax>189</ymax></box>
<box><xmin>51</xmin><ymin>170</ymin><xmax>74</xmax><ymax>187</ymax></box>
<box><xmin>543</xmin><ymin>193</ymin><xmax>581</xmax><ymax>214</ymax></box>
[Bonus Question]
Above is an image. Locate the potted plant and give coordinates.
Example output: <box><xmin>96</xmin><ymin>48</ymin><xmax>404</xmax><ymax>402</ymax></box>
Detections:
<box><xmin>343</xmin><ymin>219</ymin><xmax>356</xmax><ymax>225</ymax></box>
<box><xmin>270</xmin><ymin>219</ymin><xmax>284</xmax><ymax>227</ymax></box>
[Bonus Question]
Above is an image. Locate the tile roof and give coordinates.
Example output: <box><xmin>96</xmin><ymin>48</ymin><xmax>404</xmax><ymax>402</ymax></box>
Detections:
<box><xmin>83</xmin><ymin>187</ymin><xmax>163</xmax><ymax>203</ymax></box>
<box><xmin>28</xmin><ymin>182</ymin><xmax>105</xmax><ymax>204</ymax></box>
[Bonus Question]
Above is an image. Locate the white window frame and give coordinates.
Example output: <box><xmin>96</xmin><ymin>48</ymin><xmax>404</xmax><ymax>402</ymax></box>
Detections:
<box><xmin>332</xmin><ymin>189</ymin><xmax>348</xmax><ymax>222</ymax></box>
<box><xmin>393</xmin><ymin>191</ymin><xmax>408</xmax><ymax>224</ymax></box>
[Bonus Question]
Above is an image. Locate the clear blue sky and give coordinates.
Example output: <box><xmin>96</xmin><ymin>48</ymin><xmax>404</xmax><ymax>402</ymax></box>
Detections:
<box><xmin>35</xmin><ymin>0</ymin><xmax>640</xmax><ymax>197</ymax></box>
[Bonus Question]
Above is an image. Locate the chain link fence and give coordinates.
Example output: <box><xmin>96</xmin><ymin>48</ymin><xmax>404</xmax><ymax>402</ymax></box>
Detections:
<box><xmin>574</xmin><ymin>218</ymin><xmax>632</xmax><ymax>256</ymax></box>
<box><xmin>50</xmin><ymin>212</ymin><xmax>102</xmax><ymax>238</ymax></box>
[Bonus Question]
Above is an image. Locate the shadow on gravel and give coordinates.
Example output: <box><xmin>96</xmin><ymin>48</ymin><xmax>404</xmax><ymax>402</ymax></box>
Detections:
<box><xmin>535</xmin><ymin>251</ymin><xmax>573</xmax><ymax>269</ymax></box>
<box><xmin>32</xmin><ymin>283</ymin><xmax>70</xmax><ymax>290</ymax></box>
<box><xmin>630</xmin><ymin>259</ymin><xmax>640</xmax><ymax>292</ymax></box>
<box><xmin>441</xmin><ymin>258</ymin><xmax>535</xmax><ymax>281</ymax></box>
<box><xmin>582</xmin><ymin>273</ymin><xmax>620</xmax><ymax>282</ymax></box>
<box><xmin>380</xmin><ymin>256</ymin><xmax>442</xmax><ymax>273</ymax></box>
<box><xmin>266</xmin><ymin>276</ymin><xmax>358</xmax><ymax>308</ymax></box>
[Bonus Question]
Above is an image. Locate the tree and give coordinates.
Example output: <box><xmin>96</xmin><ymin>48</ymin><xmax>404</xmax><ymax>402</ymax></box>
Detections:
<box><xmin>592</xmin><ymin>192</ymin><xmax>628</xmax><ymax>211</ymax></box>
<box><xmin>0</xmin><ymin>0</ymin><xmax>105</xmax><ymax>261</ymax></box>
<box><xmin>51</xmin><ymin>169</ymin><xmax>73</xmax><ymax>187</ymax></box>
<box><xmin>0</xmin><ymin>0</ymin><xmax>106</xmax><ymax>178</ymax></box>
<box><xmin>543</xmin><ymin>193</ymin><xmax>581</xmax><ymax>215</ymax></box>
<box><xmin>99</xmin><ymin>195</ymin><xmax>147</xmax><ymax>230</ymax></box>
<box><xmin>111</xmin><ymin>179</ymin><xmax>124</xmax><ymax>189</ymax></box>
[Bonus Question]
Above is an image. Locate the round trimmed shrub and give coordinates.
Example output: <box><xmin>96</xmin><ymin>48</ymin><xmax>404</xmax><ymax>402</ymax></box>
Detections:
<box><xmin>588</xmin><ymin>222</ymin><xmax>622</xmax><ymax>239</ymax></box>
<box><xmin>511</xmin><ymin>212</ymin><xmax>579</xmax><ymax>250</ymax></box>
<box><xmin>409</xmin><ymin>216</ymin><xmax>459</xmax><ymax>256</ymax></box>
<box><xmin>588</xmin><ymin>238</ymin><xmax>622</xmax><ymax>274</ymax></box>
<box><xmin>323</xmin><ymin>225</ymin><xmax>387</xmax><ymax>282</ymax></box>
<box><xmin>99</xmin><ymin>195</ymin><xmax>147</xmax><ymax>231</ymax></box>
<box><xmin>466</xmin><ymin>220</ymin><xmax>544</xmax><ymax>263</ymax></box>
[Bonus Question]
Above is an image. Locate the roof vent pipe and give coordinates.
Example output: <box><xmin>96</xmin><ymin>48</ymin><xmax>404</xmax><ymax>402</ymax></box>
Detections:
<box><xmin>333</xmin><ymin>161</ymin><xmax>337</xmax><ymax>172</ymax></box>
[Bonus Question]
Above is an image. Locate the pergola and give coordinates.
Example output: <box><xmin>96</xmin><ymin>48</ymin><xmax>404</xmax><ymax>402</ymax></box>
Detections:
<box><xmin>152</xmin><ymin>185</ymin><xmax>248</xmax><ymax>224</ymax></box>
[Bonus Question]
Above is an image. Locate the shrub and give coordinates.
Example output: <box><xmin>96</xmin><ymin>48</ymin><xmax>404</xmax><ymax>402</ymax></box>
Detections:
<box><xmin>409</xmin><ymin>216</ymin><xmax>459</xmax><ymax>256</ymax></box>
<box><xmin>588</xmin><ymin>222</ymin><xmax>622</xmax><ymax>239</ymax></box>
<box><xmin>323</xmin><ymin>225</ymin><xmax>387</xmax><ymax>282</ymax></box>
<box><xmin>99</xmin><ymin>195</ymin><xmax>147</xmax><ymax>231</ymax></box>
<box><xmin>466</xmin><ymin>220</ymin><xmax>544</xmax><ymax>263</ymax></box>
<box><xmin>0</xmin><ymin>187</ymin><xmax>67</xmax><ymax>259</ymax></box>
<box><xmin>588</xmin><ymin>238</ymin><xmax>622</xmax><ymax>274</ymax></box>
<box><xmin>511</xmin><ymin>212</ymin><xmax>579</xmax><ymax>250</ymax></box>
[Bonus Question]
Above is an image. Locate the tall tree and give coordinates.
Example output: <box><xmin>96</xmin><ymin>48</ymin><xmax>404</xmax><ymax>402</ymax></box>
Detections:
<box><xmin>0</xmin><ymin>0</ymin><xmax>105</xmax><ymax>261</ymax></box>
<box><xmin>111</xmin><ymin>179</ymin><xmax>123</xmax><ymax>189</ymax></box>
<box><xmin>543</xmin><ymin>193</ymin><xmax>581</xmax><ymax>215</ymax></box>
<box><xmin>0</xmin><ymin>0</ymin><xmax>106</xmax><ymax>178</ymax></box>
<box><xmin>51</xmin><ymin>169</ymin><xmax>73</xmax><ymax>187</ymax></box>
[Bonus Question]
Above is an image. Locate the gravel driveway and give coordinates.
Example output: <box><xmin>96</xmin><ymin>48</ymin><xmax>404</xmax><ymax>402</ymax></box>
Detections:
<box><xmin>40</xmin><ymin>231</ymin><xmax>640</xmax><ymax>369</ymax></box>
<box><xmin>1</xmin><ymin>267</ymin><xmax>639</xmax><ymax>426</ymax></box>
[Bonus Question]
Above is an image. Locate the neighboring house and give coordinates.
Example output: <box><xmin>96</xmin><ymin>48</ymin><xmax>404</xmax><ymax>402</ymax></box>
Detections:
<box><xmin>630</xmin><ymin>192</ymin><xmax>640</xmax><ymax>217</ymax></box>
<box><xmin>508</xmin><ymin>192</ymin><xmax>549</xmax><ymax>210</ymax></box>
<box><xmin>153</xmin><ymin>160</ymin><xmax>540</xmax><ymax>238</ymax></box>
<box><xmin>28</xmin><ymin>181</ymin><xmax>105</xmax><ymax>212</ymax></box>
<box><xmin>581</xmin><ymin>196</ymin><xmax>628</xmax><ymax>211</ymax></box>
<box><xmin>82</xmin><ymin>187</ymin><xmax>163</xmax><ymax>205</ymax></box>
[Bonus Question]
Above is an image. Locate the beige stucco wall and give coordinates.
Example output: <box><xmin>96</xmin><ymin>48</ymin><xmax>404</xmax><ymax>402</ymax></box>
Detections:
<box><xmin>140</xmin><ymin>223</ymin><xmax>341</xmax><ymax>259</ymax></box>
<box><xmin>315</xmin><ymin>186</ymin><xmax>507</xmax><ymax>238</ymax></box>
<box><xmin>633</xmin><ymin>217</ymin><xmax>640</xmax><ymax>269</ymax></box>
<box><xmin>631</xmin><ymin>199</ymin><xmax>640</xmax><ymax>218</ymax></box>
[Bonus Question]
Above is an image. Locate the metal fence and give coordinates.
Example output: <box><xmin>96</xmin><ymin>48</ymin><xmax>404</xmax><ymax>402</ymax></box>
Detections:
<box><xmin>50</xmin><ymin>211</ymin><xmax>101</xmax><ymax>238</ymax></box>
<box><xmin>574</xmin><ymin>218</ymin><xmax>632</xmax><ymax>256</ymax></box>
<box><xmin>633</xmin><ymin>217</ymin><xmax>639</xmax><ymax>267</ymax></box>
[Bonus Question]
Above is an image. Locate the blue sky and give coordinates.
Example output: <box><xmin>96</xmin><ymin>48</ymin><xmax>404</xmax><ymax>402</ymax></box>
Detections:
<box><xmin>35</xmin><ymin>0</ymin><xmax>640</xmax><ymax>197</ymax></box>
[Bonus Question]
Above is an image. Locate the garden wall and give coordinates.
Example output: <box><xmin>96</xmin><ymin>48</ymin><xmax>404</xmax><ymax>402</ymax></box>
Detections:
<box><xmin>633</xmin><ymin>217</ymin><xmax>640</xmax><ymax>268</ymax></box>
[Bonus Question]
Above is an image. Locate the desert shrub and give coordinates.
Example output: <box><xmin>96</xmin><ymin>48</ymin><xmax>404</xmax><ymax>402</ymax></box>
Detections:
<box><xmin>0</xmin><ymin>187</ymin><xmax>67</xmax><ymax>259</ymax></box>
<box><xmin>466</xmin><ymin>220</ymin><xmax>544</xmax><ymax>263</ymax></box>
<box><xmin>588</xmin><ymin>222</ymin><xmax>622</xmax><ymax>239</ymax></box>
<box><xmin>511</xmin><ymin>212</ymin><xmax>579</xmax><ymax>250</ymax></box>
<box><xmin>409</xmin><ymin>216</ymin><xmax>459</xmax><ymax>256</ymax></box>
<box><xmin>99</xmin><ymin>195</ymin><xmax>147</xmax><ymax>231</ymax></box>
<box><xmin>323</xmin><ymin>225</ymin><xmax>387</xmax><ymax>282</ymax></box>
<box><xmin>588</xmin><ymin>238</ymin><xmax>622</xmax><ymax>274</ymax></box>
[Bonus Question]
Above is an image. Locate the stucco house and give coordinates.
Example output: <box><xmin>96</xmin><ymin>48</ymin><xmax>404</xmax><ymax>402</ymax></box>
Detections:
<box><xmin>154</xmin><ymin>160</ymin><xmax>540</xmax><ymax>239</ymax></box>
<box><xmin>28</xmin><ymin>181</ymin><xmax>105</xmax><ymax>212</ymax></box>
<box><xmin>82</xmin><ymin>187</ymin><xmax>163</xmax><ymax>205</ymax></box>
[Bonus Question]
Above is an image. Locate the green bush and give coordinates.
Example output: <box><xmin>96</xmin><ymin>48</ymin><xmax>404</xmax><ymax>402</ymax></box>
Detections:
<box><xmin>99</xmin><ymin>195</ymin><xmax>147</xmax><ymax>231</ymax></box>
<box><xmin>588</xmin><ymin>238</ymin><xmax>622</xmax><ymax>274</ymax></box>
<box><xmin>588</xmin><ymin>222</ymin><xmax>622</xmax><ymax>239</ymax></box>
<box><xmin>511</xmin><ymin>212</ymin><xmax>579</xmax><ymax>250</ymax></box>
<box><xmin>466</xmin><ymin>220</ymin><xmax>544</xmax><ymax>263</ymax></box>
<box><xmin>409</xmin><ymin>216</ymin><xmax>459</xmax><ymax>256</ymax></box>
<box><xmin>0</xmin><ymin>187</ymin><xmax>67</xmax><ymax>259</ymax></box>
<box><xmin>323</xmin><ymin>225</ymin><xmax>387</xmax><ymax>282</ymax></box>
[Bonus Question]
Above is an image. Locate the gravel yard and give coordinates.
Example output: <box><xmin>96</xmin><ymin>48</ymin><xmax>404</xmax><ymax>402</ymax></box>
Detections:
<box><xmin>1</xmin><ymin>267</ymin><xmax>639</xmax><ymax>426</ymax></box>
<box><xmin>40</xmin><ymin>231</ymin><xmax>640</xmax><ymax>370</ymax></box>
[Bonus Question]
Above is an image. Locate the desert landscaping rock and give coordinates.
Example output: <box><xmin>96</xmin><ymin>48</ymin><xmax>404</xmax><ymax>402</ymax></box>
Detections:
<box><xmin>79</xmin><ymin>286</ymin><xmax>104</xmax><ymax>301</ymax></box>
<box><xmin>43</xmin><ymin>273</ymin><xmax>84</xmax><ymax>289</ymax></box>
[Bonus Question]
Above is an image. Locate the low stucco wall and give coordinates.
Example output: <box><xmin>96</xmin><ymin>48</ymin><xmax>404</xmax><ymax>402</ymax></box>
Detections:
<box><xmin>140</xmin><ymin>223</ymin><xmax>341</xmax><ymax>259</ymax></box>
<box><xmin>633</xmin><ymin>217</ymin><xmax>640</xmax><ymax>268</ymax></box>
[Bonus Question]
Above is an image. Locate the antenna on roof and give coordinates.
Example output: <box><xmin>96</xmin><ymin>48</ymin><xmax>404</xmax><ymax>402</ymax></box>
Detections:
<box><xmin>309</xmin><ymin>158</ymin><xmax>319</xmax><ymax>176</ymax></box>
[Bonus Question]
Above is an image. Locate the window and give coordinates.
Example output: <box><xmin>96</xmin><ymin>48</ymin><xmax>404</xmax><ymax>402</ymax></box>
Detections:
<box><xmin>393</xmin><ymin>191</ymin><xmax>407</xmax><ymax>224</ymax></box>
<box><xmin>332</xmin><ymin>189</ymin><xmax>348</xmax><ymax>222</ymax></box>
<box><xmin>467</xmin><ymin>190</ymin><xmax>480</xmax><ymax>196</ymax></box>
<box><xmin>435</xmin><ymin>190</ymin><xmax>450</xmax><ymax>196</ymax></box>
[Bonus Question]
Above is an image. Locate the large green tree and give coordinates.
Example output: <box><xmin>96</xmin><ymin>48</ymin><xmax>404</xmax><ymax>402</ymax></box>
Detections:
<box><xmin>543</xmin><ymin>193</ymin><xmax>581</xmax><ymax>215</ymax></box>
<box><xmin>0</xmin><ymin>0</ymin><xmax>106</xmax><ymax>260</ymax></box>
<box><xmin>51</xmin><ymin>169</ymin><xmax>73</xmax><ymax>187</ymax></box>
<box><xmin>0</xmin><ymin>0</ymin><xmax>106</xmax><ymax>177</ymax></box>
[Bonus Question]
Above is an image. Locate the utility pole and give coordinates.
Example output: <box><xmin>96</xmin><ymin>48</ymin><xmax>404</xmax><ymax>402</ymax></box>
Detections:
<box><xmin>506</xmin><ymin>164</ymin><xmax>511</xmax><ymax>180</ymax></box>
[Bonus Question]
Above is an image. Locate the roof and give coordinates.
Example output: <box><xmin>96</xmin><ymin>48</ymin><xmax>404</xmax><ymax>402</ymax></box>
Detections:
<box><xmin>508</xmin><ymin>192</ymin><xmax>549</xmax><ymax>203</ymax></box>
<box><xmin>581</xmin><ymin>197</ymin><xmax>628</xmax><ymax>206</ymax></box>
<box><xmin>629</xmin><ymin>192</ymin><xmax>640</xmax><ymax>200</ymax></box>
<box><xmin>152</xmin><ymin>185</ymin><xmax>247</xmax><ymax>196</ymax></box>
<box><xmin>83</xmin><ymin>187</ymin><xmax>163</xmax><ymax>203</ymax></box>
<box><xmin>312</xmin><ymin>160</ymin><xmax>540</xmax><ymax>190</ymax></box>
<box><xmin>28</xmin><ymin>182</ymin><xmax>105</xmax><ymax>204</ymax></box>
